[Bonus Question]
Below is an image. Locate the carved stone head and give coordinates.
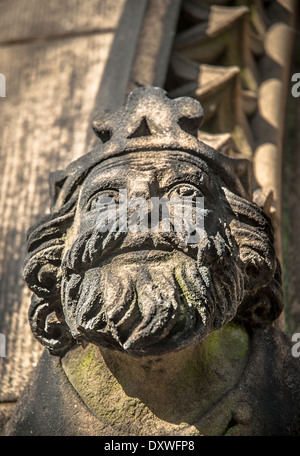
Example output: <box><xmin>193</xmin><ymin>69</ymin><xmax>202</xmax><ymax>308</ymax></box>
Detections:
<box><xmin>23</xmin><ymin>87</ymin><xmax>283</xmax><ymax>357</ymax></box>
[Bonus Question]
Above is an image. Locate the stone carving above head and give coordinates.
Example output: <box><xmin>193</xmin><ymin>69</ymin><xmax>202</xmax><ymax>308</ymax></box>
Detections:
<box><xmin>23</xmin><ymin>87</ymin><xmax>283</xmax><ymax>358</ymax></box>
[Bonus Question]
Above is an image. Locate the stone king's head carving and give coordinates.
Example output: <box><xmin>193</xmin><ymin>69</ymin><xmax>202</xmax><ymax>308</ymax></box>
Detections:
<box><xmin>23</xmin><ymin>87</ymin><xmax>283</xmax><ymax>357</ymax></box>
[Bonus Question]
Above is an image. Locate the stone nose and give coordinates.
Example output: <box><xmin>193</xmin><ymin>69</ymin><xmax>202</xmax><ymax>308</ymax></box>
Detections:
<box><xmin>127</xmin><ymin>178</ymin><xmax>153</xmax><ymax>201</ymax></box>
<box><xmin>126</xmin><ymin>178</ymin><xmax>161</xmax><ymax>231</ymax></box>
<box><xmin>126</xmin><ymin>180</ymin><xmax>152</xmax><ymax>222</ymax></box>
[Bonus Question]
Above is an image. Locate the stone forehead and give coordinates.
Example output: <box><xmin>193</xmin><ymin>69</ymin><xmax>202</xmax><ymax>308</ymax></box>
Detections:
<box><xmin>49</xmin><ymin>87</ymin><xmax>253</xmax><ymax>210</ymax></box>
<box><xmin>83</xmin><ymin>150</ymin><xmax>210</xmax><ymax>178</ymax></box>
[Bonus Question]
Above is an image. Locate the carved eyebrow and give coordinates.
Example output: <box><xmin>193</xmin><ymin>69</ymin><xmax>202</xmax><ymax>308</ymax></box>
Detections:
<box><xmin>160</xmin><ymin>171</ymin><xmax>206</xmax><ymax>191</ymax></box>
<box><xmin>79</xmin><ymin>171</ymin><xmax>126</xmax><ymax>207</ymax></box>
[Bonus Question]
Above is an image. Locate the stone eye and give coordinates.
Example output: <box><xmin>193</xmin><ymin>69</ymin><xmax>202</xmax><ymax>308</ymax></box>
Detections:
<box><xmin>87</xmin><ymin>189</ymin><xmax>119</xmax><ymax>211</ymax></box>
<box><xmin>169</xmin><ymin>184</ymin><xmax>201</xmax><ymax>199</ymax></box>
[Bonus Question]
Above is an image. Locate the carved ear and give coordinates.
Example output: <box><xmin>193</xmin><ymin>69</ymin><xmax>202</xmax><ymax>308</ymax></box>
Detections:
<box><xmin>223</xmin><ymin>187</ymin><xmax>276</xmax><ymax>291</ymax></box>
<box><xmin>236</xmin><ymin>259</ymin><xmax>283</xmax><ymax>326</ymax></box>
<box><xmin>222</xmin><ymin>187</ymin><xmax>283</xmax><ymax>326</ymax></box>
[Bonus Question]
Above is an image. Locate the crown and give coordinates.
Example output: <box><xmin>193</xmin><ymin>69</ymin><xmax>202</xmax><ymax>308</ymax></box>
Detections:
<box><xmin>92</xmin><ymin>86</ymin><xmax>204</xmax><ymax>146</ymax></box>
<box><xmin>49</xmin><ymin>87</ymin><xmax>252</xmax><ymax>211</ymax></box>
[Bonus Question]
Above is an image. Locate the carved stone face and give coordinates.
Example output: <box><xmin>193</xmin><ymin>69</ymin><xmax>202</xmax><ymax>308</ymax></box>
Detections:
<box><xmin>23</xmin><ymin>87</ymin><xmax>282</xmax><ymax>357</ymax></box>
<box><xmin>60</xmin><ymin>151</ymin><xmax>244</xmax><ymax>356</ymax></box>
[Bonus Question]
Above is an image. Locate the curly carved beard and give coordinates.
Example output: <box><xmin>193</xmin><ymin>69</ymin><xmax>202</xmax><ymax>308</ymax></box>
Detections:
<box><xmin>61</xmin><ymin>226</ymin><xmax>244</xmax><ymax>356</ymax></box>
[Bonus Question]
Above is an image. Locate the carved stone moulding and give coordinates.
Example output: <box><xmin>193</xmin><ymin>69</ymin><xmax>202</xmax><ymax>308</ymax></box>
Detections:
<box><xmin>166</xmin><ymin>0</ymin><xmax>297</xmax><ymax>265</ymax></box>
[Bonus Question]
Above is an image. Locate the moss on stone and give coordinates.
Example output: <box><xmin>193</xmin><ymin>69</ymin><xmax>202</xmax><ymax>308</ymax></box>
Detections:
<box><xmin>62</xmin><ymin>321</ymin><xmax>249</xmax><ymax>436</ymax></box>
